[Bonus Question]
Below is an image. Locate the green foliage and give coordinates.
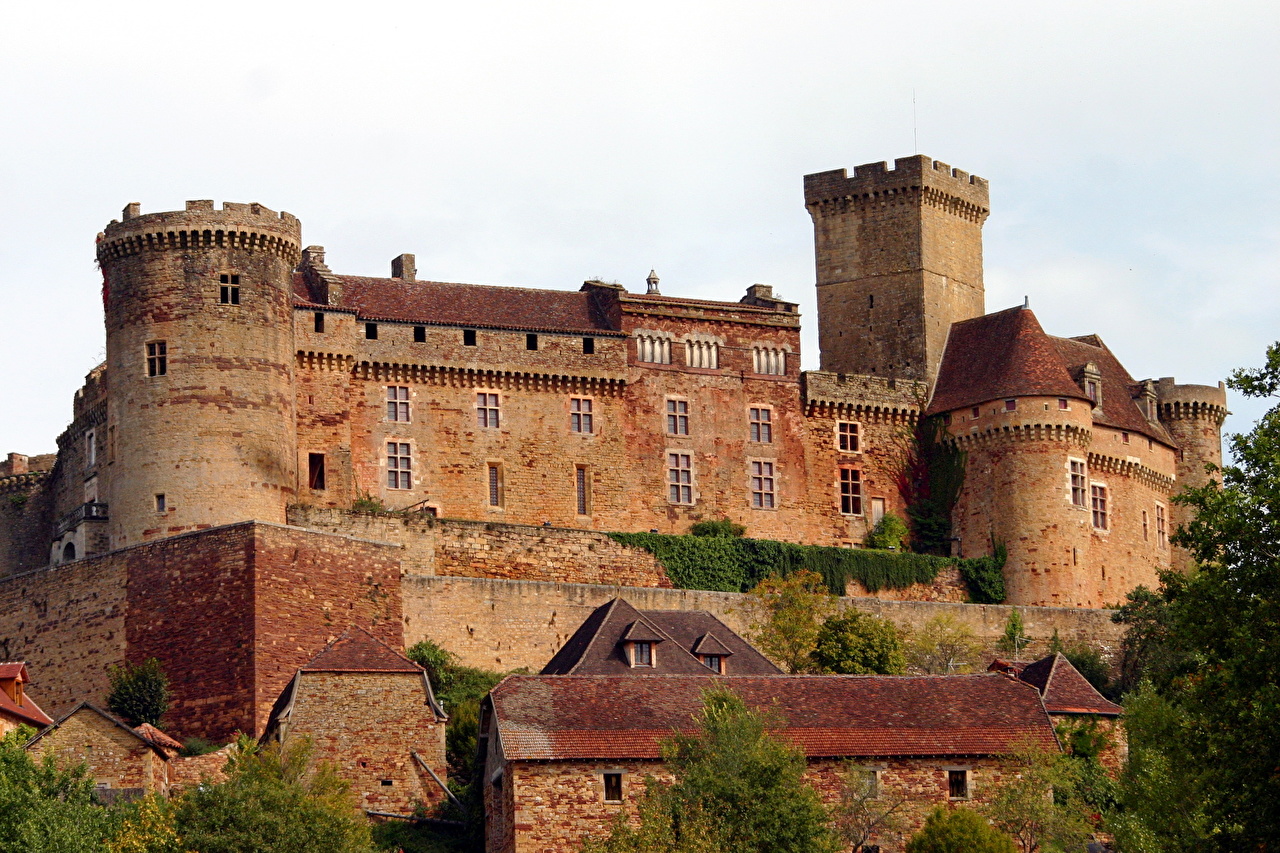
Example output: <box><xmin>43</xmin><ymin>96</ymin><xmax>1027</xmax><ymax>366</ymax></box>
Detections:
<box><xmin>1109</xmin><ymin>578</ymin><xmax>1184</xmax><ymax>698</ymax></box>
<box><xmin>406</xmin><ymin>639</ymin><xmax>460</xmax><ymax>691</ymax></box>
<box><xmin>609</xmin><ymin>531</ymin><xmax>950</xmax><ymax>594</ymax></box>
<box><xmin>0</xmin><ymin>727</ymin><xmax>122</xmax><ymax>851</ymax></box>
<box><xmin>584</xmin><ymin>690</ymin><xmax>839</xmax><ymax>853</ymax></box>
<box><xmin>178</xmin><ymin>737</ymin><xmax>222</xmax><ymax>757</ymax></box>
<box><xmin>1054</xmin><ymin>716</ymin><xmax>1111</xmax><ymax>762</ymax></box>
<box><xmin>996</xmin><ymin>608</ymin><xmax>1028</xmax><ymax>658</ymax></box>
<box><xmin>906</xmin><ymin>806</ymin><xmax>1017</xmax><ymax>853</ymax></box>
<box><xmin>174</xmin><ymin>735</ymin><xmax>375</xmax><ymax>853</ymax></box>
<box><xmin>743</xmin><ymin>571</ymin><xmax>835</xmax><ymax>673</ymax></box>
<box><xmin>810</xmin><ymin>610</ymin><xmax>906</xmax><ymax>675</ymax></box>
<box><xmin>106</xmin><ymin>658</ymin><xmax>171</xmax><ymax>727</ymax></box>
<box><xmin>957</xmin><ymin>540</ymin><xmax>1007</xmax><ymax>604</ymax></box>
<box><xmin>7</xmin><ymin>493</ymin><xmax>28</xmax><ymax>509</ymax></box>
<box><xmin>407</xmin><ymin>638</ymin><xmax>506</xmax><ymax>786</ymax></box>
<box><xmin>895</xmin><ymin>416</ymin><xmax>968</xmax><ymax>556</ymax></box>
<box><xmin>370</xmin><ymin>821</ymin><xmax>470</xmax><ymax>853</ymax></box>
<box><xmin>983</xmin><ymin>740</ymin><xmax>1093</xmax><ymax>853</ymax></box>
<box><xmin>689</xmin><ymin>518</ymin><xmax>745</xmax><ymax>538</ymax></box>
<box><xmin>351</xmin><ymin>492</ymin><xmax>386</xmax><ymax>513</ymax></box>
<box><xmin>106</xmin><ymin>795</ymin><xmax>184</xmax><ymax>853</ymax></box>
<box><xmin>832</xmin><ymin>765</ymin><xmax>909</xmax><ymax>852</ymax></box>
<box><xmin>906</xmin><ymin>614</ymin><xmax>984</xmax><ymax>674</ymax></box>
<box><xmin>864</xmin><ymin>512</ymin><xmax>909</xmax><ymax>550</ymax></box>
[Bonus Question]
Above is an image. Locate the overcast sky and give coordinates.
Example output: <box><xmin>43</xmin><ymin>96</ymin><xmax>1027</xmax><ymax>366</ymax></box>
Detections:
<box><xmin>2</xmin><ymin>1</ymin><xmax>1277</xmax><ymax>456</ymax></box>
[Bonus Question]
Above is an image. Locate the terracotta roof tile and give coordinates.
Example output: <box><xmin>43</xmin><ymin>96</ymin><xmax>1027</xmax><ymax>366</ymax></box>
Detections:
<box><xmin>316</xmin><ymin>276</ymin><xmax>622</xmax><ymax>335</ymax></box>
<box><xmin>0</xmin><ymin>662</ymin><xmax>54</xmax><ymax>728</ymax></box>
<box><xmin>300</xmin><ymin>626</ymin><xmax>423</xmax><ymax>673</ymax></box>
<box><xmin>1016</xmin><ymin>654</ymin><xmax>1122</xmax><ymax>716</ymax></box>
<box><xmin>134</xmin><ymin>722</ymin><xmax>183</xmax><ymax>752</ymax></box>
<box><xmin>1049</xmin><ymin>336</ymin><xmax>1173</xmax><ymax>444</ymax></box>
<box><xmin>491</xmin><ymin>673</ymin><xmax>1057</xmax><ymax>761</ymax></box>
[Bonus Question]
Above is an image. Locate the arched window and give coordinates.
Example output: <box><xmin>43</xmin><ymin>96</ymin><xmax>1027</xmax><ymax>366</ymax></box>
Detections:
<box><xmin>62</xmin><ymin>542</ymin><xmax>76</xmax><ymax>562</ymax></box>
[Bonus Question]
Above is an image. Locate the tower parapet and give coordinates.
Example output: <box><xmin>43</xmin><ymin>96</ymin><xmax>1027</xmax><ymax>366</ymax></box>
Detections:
<box><xmin>98</xmin><ymin>201</ymin><xmax>302</xmax><ymax>549</ymax></box>
<box><xmin>1156</xmin><ymin>377</ymin><xmax>1228</xmax><ymax>573</ymax></box>
<box><xmin>805</xmin><ymin>156</ymin><xmax>990</xmax><ymax>387</ymax></box>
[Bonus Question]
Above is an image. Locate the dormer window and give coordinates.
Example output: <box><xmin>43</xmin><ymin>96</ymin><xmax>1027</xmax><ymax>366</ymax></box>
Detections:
<box><xmin>633</xmin><ymin>641</ymin><xmax>653</xmax><ymax>667</ymax></box>
<box><xmin>1086</xmin><ymin>381</ymin><xmax>1098</xmax><ymax>401</ymax></box>
<box><xmin>1082</xmin><ymin>362</ymin><xmax>1102</xmax><ymax>407</ymax></box>
<box><xmin>702</xmin><ymin>655</ymin><xmax>723</xmax><ymax>673</ymax></box>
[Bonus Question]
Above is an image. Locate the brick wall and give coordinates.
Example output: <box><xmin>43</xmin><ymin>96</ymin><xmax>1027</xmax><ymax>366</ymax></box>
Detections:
<box><xmin>28</xmin><ymin>708</ymin><xmax>167</xmax><ymax>795</ymax></box>
<box><xmin>403</xmin><ymin>576</ymin><xmax>1125</xmax><ymax>674</ymax></box>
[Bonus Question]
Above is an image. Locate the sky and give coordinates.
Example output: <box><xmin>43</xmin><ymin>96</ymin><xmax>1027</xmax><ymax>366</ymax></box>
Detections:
<box><xmin>2</xmin><ymin>1</ymin><xmax>1277</xmax><ymax>456</ymax></box>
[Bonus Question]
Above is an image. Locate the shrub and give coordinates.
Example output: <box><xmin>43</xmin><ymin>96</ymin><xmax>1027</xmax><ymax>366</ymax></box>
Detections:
<box><xmin>690</xmin><ymin>519</ymin><xmax>746</xmax><ymax>538</ymax></box>
<box><xmin>905</xmin><ymin>806</ymin><xmax>1017</xmax><ymax>853</ymax></box>
<box><xmin>811</xmin><ymin>611</ymin><xmax>907</xmax><ymax>675</ymax></box>
<box><xmin>864</xmin><ymin>512</ymin><xmax>909</xmax><ymax>550</ymax></box>
<box><xmin>106</xmin><ymin>658</ymin><xmax>171</xmax><ymax>727</ymax></box>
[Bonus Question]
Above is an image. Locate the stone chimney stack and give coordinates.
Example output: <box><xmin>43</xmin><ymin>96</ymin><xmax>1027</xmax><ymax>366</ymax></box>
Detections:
<box><xmin>392</xmin><ymin>254</ymin><xmax>416</xmax><ymax>282</ymax></box>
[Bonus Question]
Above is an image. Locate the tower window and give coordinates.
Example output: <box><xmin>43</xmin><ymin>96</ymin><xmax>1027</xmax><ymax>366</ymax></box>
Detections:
<box><xmin>414</xmin><ymin>326</ymin><xmax>426</xmax><ymax>343</ymax></box>
<box><xmin>1156</xmin><ymin>504</ymin><xmax>1167</xmax><ymax>549</ymax></box>
<box><xmin>477</xmin><ymin>393</ymin><xmax>500</xmax><ymax>429</ymax></box>
<box><xmin>666</xmin><ymin>400</ymin><xmax>689</xmax><ymax>435</ymax></box>
<box><xmin>86</xmin><ymin>430</ymin><xmax>96</xmax><ymax>468</ymax></box>
<box><xmin>219</xmin><ymin>274</ymin><xmax>240</xmax><ymax>304</ymax></box>
<box><xmin>314</xmin><ymin>312</ymin><xmax>325</xmax><ymax>333</ymax></box>
<box><xmin>837</xmin><ymin>421</ymin><xmax>860</xmax><ymax>452</ymax></box>
<box><xmin>570</xmin><ymin>398</ymin><xmax>594</xmax><ymax>433</ymax></box>
<box><xmin>583</xmin><ymin>337</ymin><xmax>595</xmax><ymax>354</ymax></box>
<box><xmin>526</xmin><ymin>333</ymin><xmax>539</xmax><ymax>350</ymax></box>
<box><xmin>308</xmin><ymin>453</ymin><xmax>326</xmax><ymax>490</ymax></box>
<box><xmin>387</xmin><ymin>386</ymin><xmax>410</xmax><ymax>422</ymax></box>
<box><xmin>154</xmin><ymin>494</ymin><xmax>167</xmax><ymax>513</ymax></box>
<box><xmin>146</xmin><ymin>341</ymin><xmax>167</xmax><ymax>377</ymax></box>
<box><xmin>488</xmin><ymin>463</ymin><xmax>503</xmax><ymax>507</ymax></box>
<box><xmin>1142</xmin><ymin>510</ymin><xmax>1149</xmax><ymax>541</ymax></box>
<box><xmin>839</xmin><ymin>468</ymin><xmax>862</xmax><ymax>515</ymax></box>
<box><xmin>463</xmin><ymin>329</ymin><xmax>477</xmax><ymax>346</ymax></box>
<box><xmin>1058</xmin><ymin>398</ymin><xmax>1069</xmax><ymax>410</ymax></box>
<box><xmin>1069</xmin><ymin>459</ymin><xmax>1087</xmax><ymax>507</ymax></box>
<box><xmin>1122</xmin><ymin>431</ymin><xmax>1130</xmax><ymax>444</ymax></box>
<box><xmin>1091</xmin><ymin>484</ymin><xmax>1109</xmax><ymax>530</ymax></box>
<box><xmin>750</xmin><ymin>460</ymin><xmax>776</xmax><ymax>509</ymax></box>
<box><xmin>749</xmin><ymin>407</ymin><xmax>773</xmax><ymax>443</ymax></box>
<box><xmin>1004</xmin><ymin>399</ymin><xmax>1017</xmax><ymax>412</ymax></box>
<box><xmin>365</xmin><ymin>322</ymin><xmax>378</xmax><ymax>340</ymax></box>
<box><xmin>575</xmin><ymin>466</ymin><xmax>590</xmax><ymax>516</ymax></box>
<box><xmin>668</xmin><ymin>453</ymin><xmax>693</xmax><ymax>504</ymax></box>
<box><xmin>387</xmin><ymin>442</ymin><xmax>412</xmax><ymax>490</ymax></box>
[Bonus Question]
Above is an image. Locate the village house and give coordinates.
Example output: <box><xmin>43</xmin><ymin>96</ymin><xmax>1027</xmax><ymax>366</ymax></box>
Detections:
<box><xmin>0</xmin><ymin>661</ymin><xmax>54</xmax><ymax>735</ymax></box>
<box><xmin>479</xmin><ymin>673</ymin><xmax>1059</xmax><ymax>853</ymax></box>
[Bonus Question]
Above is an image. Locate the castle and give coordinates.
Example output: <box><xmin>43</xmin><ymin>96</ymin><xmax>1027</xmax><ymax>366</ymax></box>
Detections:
<box><xmin>0</xmin><ymin>155</ymin><xmax>1226</xmax><ymax>737</ymax></box>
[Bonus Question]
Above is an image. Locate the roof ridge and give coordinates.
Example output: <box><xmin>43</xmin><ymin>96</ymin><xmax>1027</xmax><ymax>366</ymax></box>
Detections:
<box><xmin>567</xmin><ymin>598</ymin><xmax>628</xmax><ymax>675</ymax></box>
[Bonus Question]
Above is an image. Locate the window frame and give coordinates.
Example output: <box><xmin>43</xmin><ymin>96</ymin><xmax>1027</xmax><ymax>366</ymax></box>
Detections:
<box><xmin>386</xmin><ymin>441</ymin><xmax>412</xmax><ymax>490</ymax></box>
<box><xmin>602</xmin><ymin>772</ymin><xmax>624</xmax><ymax>804</ymax></box>
<box><xmin>947</xmin><ymin>768</ymin><xmax>970</xmax><ymax>800</ymax></box>
<box><xmin>632</xmin><ymin>641</ymin><xmax>653</xmax><ymax>667</ymax></box>
<box><xmin>145</xmin><ymin>340</ymin><xmax>167</xmax><ymax>377</ymax></box>
<box><xmin>702</xmin><ymin>654</ymin><xmax>723</xmax><ymax>674</ymax></box>
<box><xmin>839</xmin><ymin>467</ymin><xmax>863</xmax><ymax>516</ymax></box>
<box><xmin>308</xmin><ymin>453</ymin><xmax>326</xmax><ymax>491</ymax></box>
<box><xmin>570</xmin><ymin>397</ymin><xmax>594</xmax><ymax>434</ymax></box>
<box><xmin>575</xmin><ymin>465</ymin><xmax>591</xmax><ymax>516</ymax></box>
<box><xmin>386</xmin><ymin>386</ymin><xmax>410</xmax><ymax>422</ymax></box>
<box><xmin>476</xmin><ymin>392</ymin><xmax>501</xmax><ymax>429</ymax></box>
<box><xmin>1069</xmin><ymin>458</ymin><xmax>1088</xmax><ymax>507</ymax></box>
<box><xmin>1091</xmin><ymin>483</ymin><xmax>1109</xmax><ymax>530</ymax></box>
<box><xmin>667</xmin><ymin>452</ymin><xmax>694</xmax><ymax>505</ymax></box>
<box><xmin>666</xmin><ymin>399</ymin><xmax>689</xmax><ymax>436</ymax></box>
<box><xmin>837</xmin><ymin>421</ymin><xmax>860</xmax><ymax>453</ymax></box>
<box><xmin>487</xmin><ymin>462</ymin><xmax>504</xmax><ymax>508</ymax></box>
<box><xmin>749</xmin><ymin>407</ymin><xmax>773</xmax><ymax>444</ymax></box>
<box><xmin>1155</xmin><ymin>503</ymin><xmax>1167</xmax><ymax>549</ymax></box>
<box><xmin>750</xmin><ymin>460</ymin><xmax>776</xmax><ymax>509</ymax></box>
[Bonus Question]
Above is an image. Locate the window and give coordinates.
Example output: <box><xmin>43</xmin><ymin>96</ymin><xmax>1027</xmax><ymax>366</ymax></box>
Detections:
<box><xmin>570</xmin><ymin>398</ymin><xmax>594</xmax><ymax>433</ymax></box>
<box><xmin>1091</xmin><ymin>484</ymin><xmax>1109</xmax><ymax>529</ymax></box>
<box><xmin>387</xmin><ymin>443</ymin><xmax>411</xmax><ymax>490</ymax></box>
<box><xmin>750</xmin><ymin>461</ymin><xmax>776</xmax><ymax>509</ymax></box>
<box><xmin>308</xmin><ymin>453</ymin><xmax>326</xmax><ymax>490</ymax></box>
<box><xmin>463</xmin><ymin>329</ymin><xmax>477</xmax><ymax>346</ymax></box>
<box><xmin>146</xmin><ymin>341</ymin><xmax>167</xmax><ymax>377</ymax></box>
<box><xmin>702</xmin><ymin>655</ymin><xmax>723</xmax><ymax>673</ymax></box>
<box><xmin>948</xmin><ymin>769</ymin><xmax>969</xmax><ymax>799</ymax></box>
<box><xmin>1087</xmin><ymin>380</ymin><xmax>1098</xmax><ymax>402</ymax></box>
<box><xmin>1156</xmin><ymin>504</ymin><xmax>1167</xmax><ymax>549</ymax></box>
<box><xmin>1122</xmin><ymin>431</ymin><xmax>1130</xmax><ymax>444</ymax></box>
<box><xmin>414</xmin><ymin>325</ymin><xmax>426</xmax><ymax>343</ymax></box>
<box><xmin>839</xmin><ymin>468</ymin><xmax>862</xmax><ymax>515</ymax></box>
<box><xmin>1142</xmin><ymin>510</ymin><xmax>1149</xmax><ymax>541</ymax></box>
<box><xmin>685</xmin><ymin>340</ymin><xmax>719</xmax><ymax>369</ymax></box>
<box><xmin>488</xmin><ymin>464</ymin><xmax>503</xmax><ymax>507</ymax></box>
<box><xmin>871</xmin><ymin>497</ymin><xmax>886</xmax><ymax>525</ymax></box>
<box><xmin>633</xmin><ymin>642</ymin><xmax>653</xmax><ymax>667</ymax></box>
<box><xmin>666</xmin><ymin>400</ymin><xmax>689</xmax><ymax>435</ymax></box>
<box><xmin>387</xmin><ymin>386</ymin><xmax>410</xmax><ymax>421</ymax></box>
<box><xmin>526</xmin><ymin>333</ymin><xmax>538</xmax><ymax>351</ymax></box>
<box><xmin>477</xmin><ymin>393</ymin><xmax>500</xmax><ymax>429</ymax></box>
<box><xmin>1058</xmin><ymin>398</ymin><xmax>1069</xmax><ymax>410</ymax></box>
<box><xmin>314</xmin><ymin>312</ymin><xmax>325</xmax><ymax>333</ymax></box>
<box><xmin>365</xmin><ymin>322</ymin><xmax>378</xmax><ymax>339</ymax></box>
<box><xmin>86</xmin><ymin>430</ymin><xmax>96</xmax><ymax>468</ymax></box>
<box><xmin>154</xmin><ymin>494</ymin><xmax>167</xmax><ymax>513</ymax></box>
<box><xmin>603</xmin><ymin>773</ymin><xmax>623</xmax><ymax>803</ymax></box>
<box><xmin>837</xmin><ymin>421</ymin><xmax>860</xmax><ymax>452</ymax></box>
<box><xmin>219</xmin><ymin>274</ymin><xmax>240</xmax><ymax>304</ymax></box>
<box><xmin>583</xmin><ymin>337</ymin><xmax>595</xmax><ymax>354</ymax></box>
<box><xmin>668</xmin><ymin>453</ymin><xmax>693</xmax><ymax>504</ymax></box>
<box><xmin>749</xmin><ymin>407</ymin><xmax>772</xmax><ymax>443</ymax></box>
<box><xmin>1004</xmin><ymin>399</ymin><xmax>1017</xmax><ymax>412</ymax></box>
<box><xmin>753</xmin><ymin>347</ymin><xmax>786</xmax><ymax>375</ymax></box>
<box><xmin>63</xmin><ymin>542</ymin><xmax>76</xmax><ymax>562</ymax></box>
<box><xmin>575</xmin><ymin>466</ymin><xmax>590</xmax><ymax>515</ymax></box>
<box><xmin>1069</xmin><ymin>460</ymin><xmax>1087</xmax><ymax>507</ymax></box>
<box><xmin>636</xmin><ymin>334</ymin><xmax>671</xmax><ymax>364</ymax></box>
<box><xmin>971</xmin><ymin>406</ymin><xmax>980</xmax><ymax>419</ymax></box>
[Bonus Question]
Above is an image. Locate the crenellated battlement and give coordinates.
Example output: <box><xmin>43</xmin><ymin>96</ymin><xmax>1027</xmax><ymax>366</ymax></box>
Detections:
<box><xmin>97</xmin><ymin>200</ymin><xmax>302</xmax><ymax>264</ymax></box>
<box><xmin>804</xmin><ymin>154</ymin><xmax>990</xmax><ymax>220</ymax></box>
<box><xmin>1155</xmin><ymin>377</ymin><xmax>1229</xmax><ymax>423</ymax></box>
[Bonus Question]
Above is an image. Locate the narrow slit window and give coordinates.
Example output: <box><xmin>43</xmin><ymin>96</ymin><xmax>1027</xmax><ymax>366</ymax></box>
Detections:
<box><xmin>308</xmin><ymin>453</ymin><xmax>326</xmax><ymax>490</ymax></box>
<box><xmin>154</xmin><ymin>493</ymin><xmax>167</xmax><ymax>513</ymax></box>
<box><xmin>488</xmin><ymin>464</ymin><xmax>503</xmax><ymax>507</ymax></box>
<box><xmin>575</xmin><ymin>466</ymin><xmax>589</xmax><ymax>516</ymax></box>
<box><xmin>314</xmin><ymin>312</ymin><xmax>325</xmax><ymax>333</ymax></box>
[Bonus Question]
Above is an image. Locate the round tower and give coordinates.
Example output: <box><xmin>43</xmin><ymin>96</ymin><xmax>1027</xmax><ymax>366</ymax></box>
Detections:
<box><xmin>1156</xmin><ymin>377</ymin><xmax>1228</xmax><ymax>573</ymax></box>
<box><xmin>97</xmin><ymin>201</ymin><xmax>301</xmax><ymax>548</ymax></box>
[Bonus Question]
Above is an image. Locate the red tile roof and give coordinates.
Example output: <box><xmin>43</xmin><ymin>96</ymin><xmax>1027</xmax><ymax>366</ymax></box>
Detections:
<box><xmin>1013</xmin><ymin>654</ymin><xmax>1122</xmax><ymax>716</ymax></box>
<box><xmin>134</xmin><ymin>722</ymin><xmax>183</xmax><ymax>752</ymax></box>
<box><xmin>306</xmin><ymin>275</ymin><xmax>623</xmax><ymax>335</ymax></box>
<box><xmin>301</xmin><ymin>626</ymin><xmax>424</xmax><ymax>673</ymax></box>
<box><xmin>490</xmin><ymin>673</ymin><xmax>1057</xmax><ymax>761</ymax></box>
<box><xmin>0</xmin><ymin>662</ymin><xmax>54</xmax><ymax>728</ymax></box>
<box><xmin>1049</xmin><ymin>335</ymin><xmax>1172</xmax><ymax>444</ymax></box>
<box><xmin>540</xmin><ymin>599</ymin><xmax>781</xmax><ymax>676</ymax></box>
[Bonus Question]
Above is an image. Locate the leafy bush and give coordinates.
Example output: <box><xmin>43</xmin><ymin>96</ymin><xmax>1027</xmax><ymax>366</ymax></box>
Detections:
<box><xmin>689</xmin><ymin>519</ymin><xmax>746</xmax><ymax>538</ymax></box>
<box><xmin>178</xmin><ymin>737</ymin><xmax>223</xmax><ymax>757</ymax></box>
<box><xmin>106</xmin><ymin>658</ymin><xmax>171</xmax><ymax>727</ymax></box>
<box><xmin>351</xmin><ymin>493</ymin><xmax>386</xmax><ymax>513</ymax></box>
<box><xmin>864</xmin><ymin>512</ymin><xmax>909</xmax><ymax>550</ymax></box>
<box><xmin>957</xmin><ymin>540</ymin><xmax>1007</xmax><ymax>604</ymax></box>
<box><xmin>0</xmin><ymin>728</ymin><xmax>120</xmax><ymax>850</ymax></box>
<box><xmin>811</xmin><ymin>611</ymin><xmax>907</xmax><ymax>675</ymax></box>
<box><xmin>905</xmin><ymin>806</ymin><xmax>1017</xmax><ymax>853</ymax></box>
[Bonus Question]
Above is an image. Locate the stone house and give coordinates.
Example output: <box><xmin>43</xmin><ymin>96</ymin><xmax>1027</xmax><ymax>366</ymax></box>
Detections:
<box><xmin>261</xmin><ymin>626</ymin><xmax>450</xmax><ymax>816</ymax></box>
<box><xmin>24</xmin><ymin>702</ymin><xmax>177</xmax><ymax>800</ymax></box>
<box><xmin>0</xmin><ymin>661</ymin><xmax>54</xmax><ymax>735</ymax></box>
<box><xmin>479</xmin><ymin>673</ymin><xmax>1059</xmax><ymax>853</ymax></box>
<box><xmin>540</xmin><ymin>597</ymin><xmax>781</xmax><ymax>675</ymax></box>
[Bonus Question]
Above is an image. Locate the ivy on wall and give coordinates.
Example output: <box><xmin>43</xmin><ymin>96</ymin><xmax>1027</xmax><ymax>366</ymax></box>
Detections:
<box><xmin>609</xmin><ymin>532</ymin><xmax>1007</xmax><ymax>603</ymax></box>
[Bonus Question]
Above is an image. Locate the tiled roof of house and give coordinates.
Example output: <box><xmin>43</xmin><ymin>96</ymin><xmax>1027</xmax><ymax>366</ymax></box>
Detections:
<box><xmin>539</xmin><ymin>599</ymin><xmax>782</xmax><ymax>676</ymax></box>
<box><xmin>1005</xmin><ymin>653</ymin><xmax>1123</xmax><ymax>717</ymax></box>
<box><xmin>490</xmin><ymin>673</ymin><xmax>1057</xmax><ymax>761</ymax></box>
<box><xmin>298</xmin><ymin>275</ymin><xmax>624</xmax><ymax>336</ymax></box>
<box><xmin>1049</xmin><ymin>335</ymin><xmax>1173</xmax><ymax>444</ymax></box>
<box><xmin>300</xmin><ymin>626</ymin><xmax>424</xmax><ymax>673</ymax></box>
<box><xmin>134</xmin><ymin>722</ymin><xmax>183</xmax><ymax>752</ymax></box>
<box><xmin>0</xmin><ymin>662</ymin><xmax>54</xmax><ymax>728</ymax></box>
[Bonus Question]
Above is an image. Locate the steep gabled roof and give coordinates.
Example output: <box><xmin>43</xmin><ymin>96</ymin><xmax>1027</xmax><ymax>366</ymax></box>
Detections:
<box><xmin>1013</xmin><ymin>653</ymin><xmax>1123</xmax><ymax>717</ymax></box>
<box><xmin>490</xmin><ymin>673</ymin><xmax>1058</xmax><ymax>761</ymax></box>
<box><xmin>928</xmin><ymin>307</ymin><xmax>1087</xmax><ymax>414</ymax></box>
<box><xmin>1049</xmin><ymin>335</ymin><xmax>1173</xmax><ymax>444</ymax></box>
<box><xmin>300</xmin><ymin>626</ymin><xmax>424</xmax><ymax>673</ymax></box>
<box><xmin>24</xmin><ymin>702</ymin><xmax>170</xmax><ymax>758</ymax></box>
<box><xmin>539</xmin><ymin>599</ymin><xmax>781</xmax><ymax>675</ymax></box>
<box><xmin>0</xmin><ymin>662</ymin><xmax>54</xmax><ymax>728</ymax></box>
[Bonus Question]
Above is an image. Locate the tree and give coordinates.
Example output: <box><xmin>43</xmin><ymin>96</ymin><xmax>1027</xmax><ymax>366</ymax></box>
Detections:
<box><xmin>583</xmin><ymin>690</ymin><xmax>839</xmax><ymax>853</ymax></box>
<box><xmin>983</xmin><ymin>741</ymin><xmax>1092</xmax><ymax>853</ymax></box>
<box><xmin>106</xmin><ymin>795</ymin><xmax>183</xmax><ymax>853</ymax></box>
<box><xmin>174</xmin><ymin>735</ymin><xmax>375</xmax><ymax>853</ymax></box>
<box><xmin>865</xmin><ymin>512</ymin><xmax>909</xmax><ymax>550</ymax></box>
<box><xmin>905</xmin><ymin>806</ymin><xmax>1017</xmax><ymax>853</ymax></box>
<box><xmin>106</xmin><ymin>658</ymin><xmax>171</xmax><ymax>727</ymax></box>
<box><xmin>996</xmin><ymin>608</ymin><xmax>1030</xmax><ymax>659</ymax></box>
<box><xmin>811</xmin><ymin>611</ymin><xmax>907</xmax><ymax>674</ymax></box>
<box><xmin>831</xmin><ymin>766</ymin><xmax>909</xmax><ymax>853</ymax></box>
<box><xmin>743</xmin><ymin>570</ymin><xmax>835</xmax><ymax>673</ymax></box>
<box><xmin>906</xmin><ymin>614</ymin><xmax>984</xmax><ymax>674</ymax></box>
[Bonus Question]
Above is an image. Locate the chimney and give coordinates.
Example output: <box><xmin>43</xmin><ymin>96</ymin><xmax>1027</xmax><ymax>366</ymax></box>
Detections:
<box><xmin>122</xmin><ymin>202</ymin><xmax>141</xmax><ymax>220</ymax></box>
<box><xmin>6</xmin><ymin>453</ymin><xmax>29</xmax><ymax>475</ymax></box>
<box><xmin>646</xmin><ymin>270</ymin><xmax>660</xmax><ymax>295</ymax></box>
<box><xmin>392</xmin><ymin>254</ymin><xmax>416</xmax><ymax>282</ymax></box>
